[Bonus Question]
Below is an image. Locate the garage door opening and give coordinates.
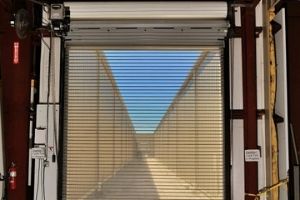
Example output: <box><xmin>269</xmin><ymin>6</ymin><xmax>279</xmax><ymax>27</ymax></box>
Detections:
<box><xmin>60</xmin><ymin>2</ymin><xmax>228</xmax><ymax>199</ymax></box>
<box><xmin>62</xmin><ymin>48</ymin><xmax>224</xmax><ymax>200</ymax></box>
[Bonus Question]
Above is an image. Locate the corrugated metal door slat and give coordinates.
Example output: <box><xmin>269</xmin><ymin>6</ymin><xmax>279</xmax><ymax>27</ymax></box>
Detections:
<box><xmin>62</xmin><ymin>48</ymin><xmax>224</xmax><ymax>200</ymax></box>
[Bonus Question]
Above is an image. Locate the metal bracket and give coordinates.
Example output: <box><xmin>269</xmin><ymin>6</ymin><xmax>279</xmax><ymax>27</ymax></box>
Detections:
<box><xmin>273</xmin><ymin>113</ymin><xmax>284</xmax><ymax>123</ymax></box>
<box><xmin>0</xmin><ymin>174</ymin><xmax>6</xmax><ymax>181</ymax></box>
<box><xmin>230</xmin><ymin>0</ymin><xmax>261</xmax><ymax>8</ymax></box>
<box><xmin>256</xmin><ymin>109</ymin><xmax>265</xmax><ymax>119</ymax></box>
<box><xmin>230</xmin><ymin>109</ymin><xmax>265</xmax><ymax>119</ymax></box>
<box><xmin>228</xmin><ymin>26</ymin><xmax>263</xmax><ymax>38</ymax></box>
<box><xmin>270</xmin><ymin>20</ymin><xmax>282</xmax><ymax>35</ymax></box>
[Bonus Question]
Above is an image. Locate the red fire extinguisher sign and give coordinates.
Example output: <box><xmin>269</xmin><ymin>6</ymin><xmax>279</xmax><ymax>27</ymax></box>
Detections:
<box><xmin>9</xmin><ymin>162</ymin><xmax>17</xmax><ymax>190</ymax></box>
<box><xmin>13</xmin><ymin>42</ymin><xmax>19</xmax><ymax>64</ymax></box>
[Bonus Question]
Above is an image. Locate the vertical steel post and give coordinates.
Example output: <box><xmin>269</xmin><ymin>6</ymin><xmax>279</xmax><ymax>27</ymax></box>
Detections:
<box><xmin>0</xmin><ymin>2</ymin><xmax>32</xmax><ymax>200</ymax></box>
<box><xmin>241</xmin><ymin>6</ymin><xmax>258</xmax><ymax>200</ymax></box>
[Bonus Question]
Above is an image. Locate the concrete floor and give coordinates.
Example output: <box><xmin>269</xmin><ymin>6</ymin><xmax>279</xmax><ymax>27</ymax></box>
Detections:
<box><xmin>88</xmin><ymin>157</ymin><xmax>213</xmax><ymax>200</ymax></box>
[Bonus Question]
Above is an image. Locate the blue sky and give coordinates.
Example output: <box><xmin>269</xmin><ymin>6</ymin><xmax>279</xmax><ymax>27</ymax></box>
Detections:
<box><xmin>105</xmin><ymin>50</ymin><xmax>201</xmax><ymax>134</ymax></box>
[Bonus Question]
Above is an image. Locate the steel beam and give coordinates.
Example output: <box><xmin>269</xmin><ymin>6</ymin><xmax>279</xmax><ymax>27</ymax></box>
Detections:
<box><xmin>241</xmin><ymin>6</ymin><xmax>258</xmax><ymax>200</ymax></box>
<box><xmin>0</xmin><ymin>1</ymin><xmax>33</xmax><ymax>200</ymax></box>
<box><xmin>231</xmin><ymin>0</ymin><xmax>261</xmax><ymax>8</ymax></box>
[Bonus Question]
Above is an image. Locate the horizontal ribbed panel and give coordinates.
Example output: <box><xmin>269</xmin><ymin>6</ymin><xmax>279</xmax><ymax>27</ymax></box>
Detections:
<box><xmin>65</xmin><ymin>2</ymin><xmax>227</xmax><ymax>20</ymax></box>
<box><xmin>63</xmin><ymin>47</ymin><xmax>224</xmax><ymax>200</ymax></box>
<box><xmin>66</xmin><ymin>19</ymin><xmax>228</xmax><ymax>46</ymax></box>
<box><xmin>65</xmin><ymin>2</ymin><xmax>229</xmax><ymax>46</ymax></box>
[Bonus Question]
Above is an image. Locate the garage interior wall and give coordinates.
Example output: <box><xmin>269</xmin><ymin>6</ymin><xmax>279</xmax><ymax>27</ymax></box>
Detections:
<box><xmin>230</xmin><ymin>1</ymin><xmax>270</xmax><ymax>199</ymax></box>
<box><xmin>33</xmin><ymin>1</ymin><xmax>282</xmax><ymax>200</ymax></box>
<box><xmin>33</xmin><ymin>37</ymin><xmax>61</xmax><ymax>200</ymax></box>
<box><xmin>0</xmin><ymin>0</ymin><xmax>298</xmax><ymax>200</ymax></box>
<box><xmin>28</xmin><ymin>0</ymin><xmax>290</xmax><ymax>199</ymax></box>
<box><xmin>273</xmin><ymin>8</ymin><xmax>289</xmax><ymax>200</ymax></box>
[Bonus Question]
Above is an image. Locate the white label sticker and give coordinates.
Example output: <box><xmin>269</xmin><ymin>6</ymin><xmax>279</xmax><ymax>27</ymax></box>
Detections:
<box><xmin>31</xmin><ymin>147</ymin><xmax>46</xmax><ymax>159</ymax></box>
<box><xmin>245</xmin><ymin>149</ymin><xmax>260</xmax><ymax>162</ymax></box>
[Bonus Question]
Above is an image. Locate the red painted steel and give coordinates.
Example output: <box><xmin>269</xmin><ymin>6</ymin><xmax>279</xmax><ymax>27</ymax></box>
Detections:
<box><xmin>286</xmin><ymin>2</ymin><xmax>300</xmax><ymax>199</ymax></box>
<box><xmin>0</xmin><ymin>2</ymin><xmax>32</xmax><ymax>199</ymax></box>
<box><xmin>241</xmin><ymin>7</ymin><xmax>258</xmax><ymax>200</ymax></box>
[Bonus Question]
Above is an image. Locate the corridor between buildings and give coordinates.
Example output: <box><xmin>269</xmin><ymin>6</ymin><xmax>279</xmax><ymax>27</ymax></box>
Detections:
<box><xmin>62</xmin><ymin>49</ymin><xmax>224</xmax><ymax>200</ymax></box>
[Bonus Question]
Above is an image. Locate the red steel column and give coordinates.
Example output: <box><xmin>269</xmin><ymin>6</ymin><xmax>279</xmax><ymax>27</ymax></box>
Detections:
<box><xmin>0</xmin><ymin>2</ymin><xmax>32</xmax><ymax>200</ymax></box>
<box><xmin>241</xmin><ymin>6</ymin><xmax>258</xmax><ymax>200</ymax></box>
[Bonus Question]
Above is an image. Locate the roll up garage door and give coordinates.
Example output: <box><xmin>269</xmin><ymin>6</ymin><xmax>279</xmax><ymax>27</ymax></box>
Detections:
<box><xmin>62</xmin><ymin>2</ymin><xmax>229</xmax><ymax>200</ymax></box>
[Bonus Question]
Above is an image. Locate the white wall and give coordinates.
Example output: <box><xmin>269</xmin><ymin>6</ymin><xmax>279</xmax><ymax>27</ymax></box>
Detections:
<box><xmin>274</xmin><ymin>8</ymin><xmax>289</xmax><ymax>200</ymax></box>
<box><xmin>230</xmin><ymin>37</ymin><xmax>245</xmax><ymax>200</ymax></box>
<box><xmin>33</xmin><ymin>37</ymin><xmax>61</xmax><ymax>200</ymax></box>
<box><xmin>256</xmin><ymin>1</ymin><xmax>267</xmax><ymax>199</ymax></box>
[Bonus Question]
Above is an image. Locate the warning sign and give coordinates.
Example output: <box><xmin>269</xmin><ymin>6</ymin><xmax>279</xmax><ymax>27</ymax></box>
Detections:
<box><xmin>245</xmin><ymin>149</ymin><xmax>260</xmax><ymax>162</ymax></box>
